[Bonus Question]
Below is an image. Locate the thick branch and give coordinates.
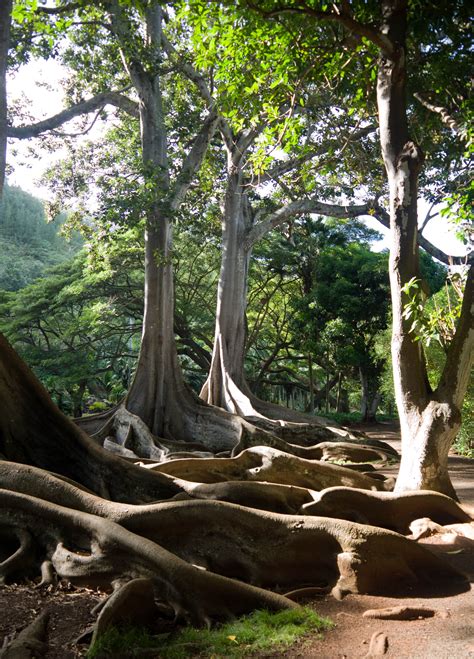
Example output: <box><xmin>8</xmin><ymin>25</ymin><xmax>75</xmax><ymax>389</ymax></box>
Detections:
<box><xmin>170</xmin><ymin>108</ymin><xmax>219</xmax><ymax>210</ymax></box>
<box><xmin>246</xmin><ymin>199</ymin><xmax>373</xmax><ymax>248</ymax></box>
<box><xmin>37</xmin><ymin>2</ymin><xmax>82</xmax><ymax>14</ymax></box>
<box><xmin>7</xmin><ymin>91</ymin><xmax>138</xmax><ymax>140</ymax></box>
<box><xmin>374</xmin><ymin>204</ymin><xmax>473</xmax><ymax>266</ymax></box>
<box><xmin>247</xmin><ymin>2</ymin><xmax>394</xmax><ymax>55</ymax></box>
<box><xmin>161</xmin><ymin>33</ymin><xmax>213</xmax><ymax>105</ymax></box>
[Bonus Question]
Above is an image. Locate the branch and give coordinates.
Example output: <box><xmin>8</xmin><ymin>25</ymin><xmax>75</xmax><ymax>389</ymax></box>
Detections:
<box><xmin>246</xmin><ymin>1</ymin><xmax>394</xmax><ymax>56</ymax></box>
<box><xmin>246</xmin><ymin>198</ymin><xmax>373</xmax><ymax>248</ymax></box>
<box><xmin>373</xmin><ymin>203</ymin><xmax>473</xmax><ymax>266</ymax></box>
<box><xmin>36</xmin><ymin>2</ymin><xmax>83</xmax><ymax>14</ymax></box>
<box><xmin>170</xmin><ymin>108</ymin><xmax>219</xmax><ymax>210</ymax></box>
<box><xmin>256</xmin><ymin>150</ymin><xmax>320</xmax><ymax>184</ymax></box>
<box><xmin>419</xmin><ymin>199</ymin><xmax>439</xmax><ymax>233</ymax></box>
<box><xmin>413</xmin><ymin>92</ymin><xmax>464</xmax><ymax>136</ymax></box>
<box><xmin>255</xmin><ymin>124</ymin><xmax>376</xmax><ymax>185</ymax></box>
<box><xmin>160</xmin><ymin>33</ymin><xmax>213</xmax><ymax>106</ymax></box>
<box><xmin>7</xmin><ymin>91</ymin><xmax>138</xmax><ymax>140</ymax></box>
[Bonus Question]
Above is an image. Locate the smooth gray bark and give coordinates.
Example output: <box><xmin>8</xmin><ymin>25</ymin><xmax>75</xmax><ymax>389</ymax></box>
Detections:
<box><xmin>375</xmin><ymin>0</ymin><xmax>473</xmax><ymax>496</ymax></box>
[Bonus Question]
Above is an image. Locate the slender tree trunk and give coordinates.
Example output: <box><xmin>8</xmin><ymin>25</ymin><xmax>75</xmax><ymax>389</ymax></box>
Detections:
<box><xmin>359</xmin><ymin>367</ymin><xmax>370</xmax><ymax>421</ymax></box>
<box><xmin>336</xmin><ymin>372</ymin><xmax>343</xmax><ymax>413</ymax></box>
<box><xmin>376</xmin><ymin>0</ymin><xmax>474</xmax><ymax>496</ymax></box>
<box><xmin>359</xmin><ymin>367</ymin><xmax>380</xmax><ymax>423</ymax></box>
<box><xmin>0</xmin><ymin>0</ymin><xmax>12</xmax><ymax>195</ymax></box>
<box><xmin>308</xmin><ymin>353</ymin><xmax>314</xmax><ymax>413</ymax></box>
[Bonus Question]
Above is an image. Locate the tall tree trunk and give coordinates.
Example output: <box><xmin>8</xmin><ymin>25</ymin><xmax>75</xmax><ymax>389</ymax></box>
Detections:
<box><xmin>199</xmin><ymin>143</ymin><xmax>338</xmax><ymax>429</ymax></box>
<box><xmin>0</xmin><ymin>0</ymin><xmax>12</xmax><ymax>195</ymax></box>
<box><xmin>376</xmin><ymin>0</ymin><xmax>474</xmax><ymax>496</ymax></box>
<box><xmin>117</xmin><ymin>5</ymin><xmax>189</xmax><ymax>437</ymax></box>
<box><xmin>200</xmin><ymin>155</ymin><xmax>254</xmax><ymax>415</ymax></box>
<box><xmin>104</xmin><ymin>2</ymin><xmax>244</xmax><ymax>451</ymax></box>
<box><xmin>308</xmin><ymin>353</ymin><xmax>315</xmax><ymax>413</ymax></box>
<box><xmin>200</xmin><ymin>136</ymin><xmax>365</xmax><ymax>430</ymax></box>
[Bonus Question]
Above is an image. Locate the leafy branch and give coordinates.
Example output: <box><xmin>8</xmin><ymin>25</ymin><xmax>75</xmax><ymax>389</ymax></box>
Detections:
<box><xmin>402</xmin><ymin>274</ymin><xmax>465</xmax><ymax>351</ymax></box>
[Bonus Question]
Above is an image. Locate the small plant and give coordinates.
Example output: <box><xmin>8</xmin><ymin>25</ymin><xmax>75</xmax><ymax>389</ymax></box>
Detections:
<box><xmin>87</xmin><ymin>607</ymin><xmax>333</xmax><ymax>658</ymax></box>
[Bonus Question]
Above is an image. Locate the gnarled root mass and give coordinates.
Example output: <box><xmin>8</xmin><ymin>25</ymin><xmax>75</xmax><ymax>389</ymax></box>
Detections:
<box><xmin>0</xmin><ymin>489</ymin><xmax>297</xmax><ymax>625</ymax></box>
<box><xmin>0</xmin><ymin>466</ymin><xmax>467</xmax><ymax>606</ymax></box>
<box><xmin>0</xmin><ymin>335</ymin><xmax>469</xmax><ymax>657</ymax></box>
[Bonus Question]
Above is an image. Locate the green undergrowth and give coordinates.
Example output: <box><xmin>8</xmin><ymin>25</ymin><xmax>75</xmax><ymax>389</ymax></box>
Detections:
<box><xmin>87</xmin><ymin>607</ymin><xmax>333</xmax><ymax>658</ymax></box>
<box><xmin>322</xmin><ymin>411</ymin><xmax>399</xmax><ymax>426</ymax></box>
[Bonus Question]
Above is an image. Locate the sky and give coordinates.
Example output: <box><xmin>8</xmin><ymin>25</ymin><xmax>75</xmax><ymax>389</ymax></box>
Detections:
<box><xmin>5</xmin><ymin>58</ymin><xmax>469</xmax><ymax>261</ymax></box>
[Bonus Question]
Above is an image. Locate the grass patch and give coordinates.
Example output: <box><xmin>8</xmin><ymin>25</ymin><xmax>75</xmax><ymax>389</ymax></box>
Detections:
<box><xmin>87</xmin><ymin>607</ymin><xmax>333</xmax><ymax>658</ymax></box>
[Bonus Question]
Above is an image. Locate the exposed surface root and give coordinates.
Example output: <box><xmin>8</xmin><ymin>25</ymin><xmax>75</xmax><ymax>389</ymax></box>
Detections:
<box><xmin>91</xmin><ymin>578</ymin><xmax>159</xmax><ymax>644</ymax></box>
<box><xmin>95</xmin><ymin>407</ymin><xmax>212</xmax><ymax>461</ymax></box>
<box><xmin>117</xmin><ymin>499</ymin><xmax>467</xmax><ymax>598</ymax></box>
<box><xmin>0</xmin><ymin>469</ymin><xmax>467</xmax><ymax>602</ymax></box>
<box><xmin>315</xmin><ymin>441</ymin><xmax>398</xmax><ymax>465</ymax></box>
<box><xmin>149</xmin><ymin>446</ymin><xmax>390</xmax><ymax>491</ymax></box>
<box><xmin>175</xmin><ymin>480</ymin><xmax>317</xmax><ymax>514</ymax></box>
<box><xmin>231</xmin><ymin>429</ymin><xmax>399</xmax><ymax>464</ymax></box>
<box><xmin>362</xmin><ymin>606</ymin><xmax>436</xmax><ymax>620</ymax></box>
<box><xmin>0</xmin><ymin>609</ymin><xmax>49</xmax><ymax>659</ymax></box>
<box><xmin>243</xmin><ymin>415</ymin><xmax>359</xmax><ymax>443</ymax></box>
<box><xmin>0</xmin><ymin>459</ymin><xmax>318</xmax><ymax>516</ymax></box>
<box><xmin>0</xmin><ymin>489</ymin><xmax>297</xmax><ymax>625</ymax></box>
<box><xmin>301</xmin><ymin>487</ymin><xmax>472</xmax><ymax>532</ymax></box>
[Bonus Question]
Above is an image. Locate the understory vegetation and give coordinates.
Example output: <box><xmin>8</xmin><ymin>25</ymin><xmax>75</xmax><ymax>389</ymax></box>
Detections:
<box><xmin>1</xmin><ymin>190</ymin><xmax>470</xmax><ymax>451</ymax></box>
<box><xmin>87</xmin><ymin>608</ymin><xmax>333</xmax><ymax>659</ymax></box>
<box><xmin>0</xmin><ymin>189</ymin><xmax>456</xmax><ymax>422</ymax></box>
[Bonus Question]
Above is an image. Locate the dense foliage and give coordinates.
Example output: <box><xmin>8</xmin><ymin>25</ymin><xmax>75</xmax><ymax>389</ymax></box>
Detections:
<box><xmin>0</xmin><ymin>184</ymin><xmax>81</xmax><ymax>290</ymax></box>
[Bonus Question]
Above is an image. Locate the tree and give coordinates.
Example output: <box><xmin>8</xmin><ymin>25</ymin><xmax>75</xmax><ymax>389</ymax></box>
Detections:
<box><xmin>374</xmin><ymin>0</ymin><xmax>472</xmax><ymax>496</ymax></box>
<box><xmin>0</xmin><ymin>0</ymin><xmax>11</xmax><ymax>197</ymax></box>
<box><xmin>237</xmin><ymin>0</ymin><xmax>473</xmax><ymax>497</ymax></box>
<box><xmin>290</xmin><ymin>233</ymin><xmax>390</xmax><ymax>422</ymax></box>
<box><xmin>3</xmin><ymin>0</ymin><xmax>249</xmax><ymax>451</ymax></box>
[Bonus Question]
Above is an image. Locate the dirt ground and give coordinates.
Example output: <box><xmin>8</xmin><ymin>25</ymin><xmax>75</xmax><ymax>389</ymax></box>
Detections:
<box><xmin>1</xmin><ymin>422</ymin><xmax>473</xmax><ymax>658</ymax></box>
